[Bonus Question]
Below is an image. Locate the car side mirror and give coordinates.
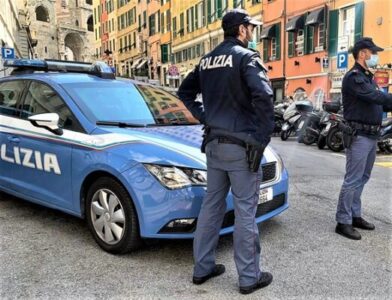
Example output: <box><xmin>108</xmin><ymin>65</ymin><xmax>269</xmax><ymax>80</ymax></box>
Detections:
<box><xmin>28</xmin><ymin>113</ymin><xmax>63</xmax><ymax>135</ymax></box>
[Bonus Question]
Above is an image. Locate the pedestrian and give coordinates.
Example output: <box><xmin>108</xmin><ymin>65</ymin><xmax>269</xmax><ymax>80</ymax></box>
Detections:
<box><xmin>177</xmin><ymin>8</ymin><xmax>275</xmax><ymax>295</ymax></box>
<box><xmin>335</xmin><ymin>37</ymin><xmax>392</xmax><ymax>240</ymax></box>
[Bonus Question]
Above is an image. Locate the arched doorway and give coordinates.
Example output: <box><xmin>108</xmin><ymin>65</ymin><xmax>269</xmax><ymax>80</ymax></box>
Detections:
<box><xmin>64</xmin><ymin>33</ymin><xmax>83</xmax><ymax>61</ymax></box>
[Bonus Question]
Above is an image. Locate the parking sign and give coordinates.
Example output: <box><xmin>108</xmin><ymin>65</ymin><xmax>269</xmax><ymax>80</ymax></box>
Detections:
<box><xmin>337</xmin><ymin>52</ymin><xmax>348</xmax><ymax>70</ymax></box>
<box><xmin>1</xmin><ymin>47</ymin><xmax>15</xmax><ymax>59</ymax></box>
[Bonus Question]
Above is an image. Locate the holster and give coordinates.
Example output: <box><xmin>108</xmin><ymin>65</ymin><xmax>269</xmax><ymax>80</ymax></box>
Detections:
<box><xmin>246</xmin><ymin>144</ymin><xmax>266</xmax><ymax>172</ymax></box>
<box><xmin>200</xmin><ymin>125</ymin><xmax>211</xmax><ymax>153</ymax></box>
<box><xmin>339</xmin><ymin>122</ymin><xmax>356</xmax><ymax>149</ymax></box>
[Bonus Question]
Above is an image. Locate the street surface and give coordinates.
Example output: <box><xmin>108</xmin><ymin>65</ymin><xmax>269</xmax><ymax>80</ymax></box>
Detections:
<box><xmin>0</xmin><ymin>137</ymin><xmax>391</xmax><ymax>299</ymax></box>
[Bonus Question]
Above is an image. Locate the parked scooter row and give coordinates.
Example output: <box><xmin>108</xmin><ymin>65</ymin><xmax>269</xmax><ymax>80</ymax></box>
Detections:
<box><xmin>274</xmin><ymin>100</ymin><xmax>392</xmax><ymax>154</ymax></box>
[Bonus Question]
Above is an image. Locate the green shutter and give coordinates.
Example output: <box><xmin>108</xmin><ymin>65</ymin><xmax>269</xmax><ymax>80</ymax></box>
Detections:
<box><xmin>354</xmin><ymin>2</ymin><xmax>364</xmax><ymax>43</ymax></box>
<box><xmin>263</xmin><ymin>40</ymin><xmax>268</xmax><ymax>63</ymax></box>
<box><xmin>161</xmin><ymin>44</ymin><xmax>168</xmax><ymax>63</ymax></box>
<box><xmin>306</xmin><ymin>25</ymin><xmax>314</xmax><ymax>54</ymax></box>
<box><xmin>328</xmin><ymin>9</ymin><xmax>338</xmax><ymax>56</ymax></box>
<box><xmin>208</xmin><ymin>0</ymin><xmax>211</xmax><ymax>23</ymax></box>
<box><xmin>195</xmin><ymin>5</ymin><xmax>198</xmax><ymax>29</ymax></box>
<box><xmin>275</xmin><ymin>23</ymin><xmax>281</xmax><ymax>60</ymax></box>
<box><xmin>217</xmin><ymin>0</ymin><xmax>222</xmax><ymax>18</ymax></box>
<box><xmin>288</xmin><ymin>31</ymin><xmax>294</xmax><ymax>57</ymax></box>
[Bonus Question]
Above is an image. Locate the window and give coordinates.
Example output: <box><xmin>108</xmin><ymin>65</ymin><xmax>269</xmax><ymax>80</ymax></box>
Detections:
<box><xmin>21</xmin><ymin>82</ymin><xmax>80</xmax><ymax>132</ymax></box>
<box><xmin>166</xmin><ymin>11</ymin><xmax>171</xmax><ymax>32</ymax></box>
<box><xmin>172</xmin><ymin>17</ymin><xmax>177</xmax><ymax>38</ymax></box>
<box><xmin>179</xmin><ymin>13</ymin><xmax>184</xmax><ymax>36</ymax></box>
<box><xmin>86</xmin><ymin>0</ymin><xmax>92</xmax><ymax>5</ymax></box>
<box><xmin>315</xmin><ymin>23</ymin><xmax>325</xmax><ymax>51</ymax></box>
<box><xmin>295</xmin><ymin>29</ymin><xmax>304</xmax><ymax>56</ymax></box>
<box><xmin>341</xmin><ymin>6</ymin><xmax>355</xmax><ymax>49</ymax></box>
<box><xmin>149</xmin><ymin>14</ymin><xmax>156</xmax><ymax>36</ymax></box>
<box><xmin>271</xmin><ymin>38</ymin><xmax>277</xmax><ymax>60</ymax></box>
<box><xmin>161</xmin><ymin>12</ymin><xmax>165</xmax><ymax>33</ymax></box>
<box><xmin>35</xmin><ymin>6</ymin><xmax>49</xmax><ymax>22</ymax></box>
<box><xmin>0</xmin><ymin>81</ymin><xmax>27</xmax><ymax>117</ymax></box>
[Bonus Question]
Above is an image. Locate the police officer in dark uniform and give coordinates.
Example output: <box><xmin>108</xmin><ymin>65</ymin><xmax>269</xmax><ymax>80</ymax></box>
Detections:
<box><xmin>335</xmin><ymin>37</ymin><xmax>392</xmax><ymax>240</ymax></box>
<box><xmin>177</xmin><ymin>9</ymin><xmax>274</xmax><ymax>295</ymax></box>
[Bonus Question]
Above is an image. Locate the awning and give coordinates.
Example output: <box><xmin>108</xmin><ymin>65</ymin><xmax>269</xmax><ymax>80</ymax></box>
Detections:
<box><xmin>131</xmin><ymin>58</ymin><xmax>142</xmax><ymax>69</ymax></box>
<box><xmin>260</xmin><ymin>25</ymin><xmax>276</xmax><ymax>40</ymax></box>
<box><xmin>286</xmin><ymin>15</ymin><xmax>305</xmax><ymax>32</ymax></box>
<box><xmin>305</xmin><ymin>7</ymin><xmax>325</xmax><ymax>26</ymax></box>
<box><xmin>136</xmin><ymin>59</ymin><xmax>147</xmax><ymax>70</ymax></box>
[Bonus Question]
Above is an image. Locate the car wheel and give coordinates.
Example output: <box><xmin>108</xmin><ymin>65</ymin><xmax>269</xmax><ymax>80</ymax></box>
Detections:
<box><xmin>384</xmin><ymin>135</ymin><xmax>392</xmax><ymax>154</ymax></box>
<box><xmin>86</xmin><ymin>177</ymin><xmax>142</xmax><ymax>253</ymax></box>
<box><xmin>327</xmin><ymin>127</ymin><xmax>344</xmax><ymax>152</ymax></box>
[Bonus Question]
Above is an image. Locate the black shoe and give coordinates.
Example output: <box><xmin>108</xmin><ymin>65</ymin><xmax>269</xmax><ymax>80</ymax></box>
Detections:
<box><xmin>239</xmin><ymin>272</ymin><xmax>273</xmax><ymax>295</ymax></box>
<box><xmin>352</xmin><ymin>217</ymin><xmax>375</xmax><ymax>230</ymax></box>
<box><xmin>335</xmin><ymin>223</ymin><xmax>361</xmax><ymax>240</ymax></box>
<box><xmin>192</xmin><ymin>264</ymin><xmax>225</xmax><ymax>285</ymax></box>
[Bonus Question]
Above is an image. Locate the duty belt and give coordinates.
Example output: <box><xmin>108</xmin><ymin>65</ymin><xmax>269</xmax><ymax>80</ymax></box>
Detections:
<box><xmin>348</xmin><ymin>122</ymin><xmax>380</xmax><ymax>135</ymax></box>
<box><xmin>216</xmin><ymin>136</ymin><xmax>246</xmax><ymax>148</ymax></box>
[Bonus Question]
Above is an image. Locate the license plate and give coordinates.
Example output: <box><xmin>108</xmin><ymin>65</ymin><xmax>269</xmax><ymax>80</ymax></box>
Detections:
<box><xmin>298</xmin><ymin>120</ymin><xmax>305</xmax><ymax>129</ymax></box>
<box><xmin>282</xmin><ymin>124</ymin><xmax>289</xmax><ymax>130</ymax></box>
<box><xmin>258</xmin><ymin>188</ymin><xmax>273</xmax><ymax>204</ymax></box>
<box><xmin>326</xmin><ymin>123</ymin><xmax>331</xmax><ymax>131</ymax></box>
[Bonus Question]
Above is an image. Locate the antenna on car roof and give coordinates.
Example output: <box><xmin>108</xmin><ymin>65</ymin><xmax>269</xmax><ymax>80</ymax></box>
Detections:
<box><xmin>4</xmin><ymin>59</ymin><xmax>115</xmax><ymax>79</ymax></box>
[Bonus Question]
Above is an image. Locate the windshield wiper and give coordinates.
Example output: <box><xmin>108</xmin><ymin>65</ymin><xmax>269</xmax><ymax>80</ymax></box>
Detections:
<box><xmin>96</xmin><ymin>121</ymin><xmax>148</xmax><ymax>128</ymax></box>
<box><xmin>154</xmin><ymin>118</ymin><xmax>200</xmax><ymax>126</ymax></box>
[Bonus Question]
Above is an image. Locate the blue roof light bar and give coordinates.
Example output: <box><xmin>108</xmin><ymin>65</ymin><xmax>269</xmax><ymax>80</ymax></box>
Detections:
<box><xmin>3</xmin><ymin>59</ymin><xmax>115</xmax><ymax>79</ymax></box>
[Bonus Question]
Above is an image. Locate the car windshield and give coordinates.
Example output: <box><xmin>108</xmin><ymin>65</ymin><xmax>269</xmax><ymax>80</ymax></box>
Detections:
<box><xmin>62</xmin><ymin>81</ymin><xmax>199</xmax><ymax>126</ymax></box>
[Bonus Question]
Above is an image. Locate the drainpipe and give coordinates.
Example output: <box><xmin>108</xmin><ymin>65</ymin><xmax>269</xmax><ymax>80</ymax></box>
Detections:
<box><xmin>283</xmin><ymin>0</ymin><xmax>287</xmax><ymax>89</ymax></box>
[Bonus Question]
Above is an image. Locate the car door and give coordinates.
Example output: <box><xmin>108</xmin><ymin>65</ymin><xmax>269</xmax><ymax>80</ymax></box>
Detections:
<box><xmin>11</xmin><ymin>80</ymin><xmax>82</xmax><ymax>211</ymax></box>
<box><xmin>0</xmin><ymin>80</ymin><xmax>28</xmax><ymax>191</ymax></box>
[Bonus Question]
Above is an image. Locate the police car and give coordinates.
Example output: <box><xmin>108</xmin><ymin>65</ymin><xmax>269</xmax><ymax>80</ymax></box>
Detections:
<box><xmin>0</xmin><ymin>59</ymin><xmax>289</xmax><ymax>253</ymax></box>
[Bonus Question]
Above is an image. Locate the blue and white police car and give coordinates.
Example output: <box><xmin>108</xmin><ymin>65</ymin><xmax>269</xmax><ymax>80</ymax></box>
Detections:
<box><xmin>0</xmin><ymin>59</ymin><xmax>289</xmax><ymax>253</ymax></box>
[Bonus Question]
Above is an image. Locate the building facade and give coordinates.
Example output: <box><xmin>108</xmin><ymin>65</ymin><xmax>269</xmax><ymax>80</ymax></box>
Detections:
<box><xmin>91</xmin><ymin>0</ymin><xmax>391</xmax><ymax>97</ymax></box>
<box><xmin>25</xmin><ymin>0</ymin><xmax>94</xmax><ymax>61</ymax></box>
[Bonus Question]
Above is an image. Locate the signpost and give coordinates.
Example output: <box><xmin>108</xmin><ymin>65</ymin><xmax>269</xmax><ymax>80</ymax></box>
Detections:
<box><xmin>337</xmin><ymin>52</ymin><xmax>348</xmax><ymax>70</ymax></box>
<box><xmin>1</xmin><ymin>47</ymin><xmax>15</xmax><ymax>59</ymax></box>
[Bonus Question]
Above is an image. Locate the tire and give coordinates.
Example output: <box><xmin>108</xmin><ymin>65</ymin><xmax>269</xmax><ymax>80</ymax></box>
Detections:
<box><xmin>384</xmin><ymin>135</ymin><xmax>392</xmax><ymax>153</ymax></box>
<box><xmin>280</xmin><ymin>129</ymin><xmax>291</xmax><ymax>141</ymax></box>
<box><xmin>317</xmin><ymin>135</ymin><xmax>326</xmax><ymax>149</ymax></box>
<box><xmin>327</xmin><ymin>126</ymin><xmax>344</xmax><ymax>152</ymax></box>
<box><xmin>86</xmin><ymin>177</ymin><xmax>142</xmax><ymax>254</ymax></box>
<box><xmin>302</xmin><ymin>134</ymin><xmax>317</xmax><ymax>145</ymax></box>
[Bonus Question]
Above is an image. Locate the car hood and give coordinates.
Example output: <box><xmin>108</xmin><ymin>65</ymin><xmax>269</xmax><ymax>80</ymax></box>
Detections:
<box><xmin>97</xmin><ymin>125</ymin><xmax>277</xmax><ymax>168</ymax></box>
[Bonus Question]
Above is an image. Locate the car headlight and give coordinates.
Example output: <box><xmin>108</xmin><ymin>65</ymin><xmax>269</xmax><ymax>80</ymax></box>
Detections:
<box><xmin>268</xmin><ymin>147</ymin><xmax>285</xmax><ymax>175</ymax></box>
<box><xmin>144</xmin><ymin>164</ymin><xmax>207</xmax><ymax>189</ymax></box>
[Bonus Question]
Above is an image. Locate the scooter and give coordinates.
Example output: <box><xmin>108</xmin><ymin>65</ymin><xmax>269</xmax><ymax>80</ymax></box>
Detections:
<box><xmin>302</xmin><ymin>110</ymin><xmax>330</xmax><ymax>146</ymax></box>
<box><xmin>378</xmin><ymin>118</ymin><xmax>392</xmax><ymax>153</ymax></box>
<box><xmin>280</xmin><ymin>100</ymin><xmax>313</xmax><ymax>141</ymax></box>
<box><xmin>326</xmin><ymin>113</ymin><xmax>345</xmax><ymax>152</ymax></box>
<box><xmin>273</xmin><ymin>103</ymin><xmax>288</xmax><ymax>135</ymax></box>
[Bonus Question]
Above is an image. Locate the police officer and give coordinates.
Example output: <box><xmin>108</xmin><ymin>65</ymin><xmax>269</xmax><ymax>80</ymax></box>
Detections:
<box><xmin>177</xmin><ymin>9</ymin><xmax>274</xmax><ymax>295</ymax></box>
<box><xmin>335</xmin><ymin>37</ymin><xmax>392</xmax><ymax>240</ymax></box>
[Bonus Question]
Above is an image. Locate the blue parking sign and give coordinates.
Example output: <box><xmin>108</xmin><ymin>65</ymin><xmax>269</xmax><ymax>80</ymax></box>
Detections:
<box><xmin>1</xmin><ymin>47</ymin><xmax>15</xmax><ymax>59</ymax></box>
<box><xmin>337</xmin><ymin>52</ymin><xmax>348</xmax><ymax>69</ymax></box>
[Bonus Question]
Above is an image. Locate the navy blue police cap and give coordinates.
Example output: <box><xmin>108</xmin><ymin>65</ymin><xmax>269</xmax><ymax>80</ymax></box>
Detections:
<box><xmin>222</xmin><ymin>9</ymin><xmax>262</xmax><ymax>30</ymax></box>
<box><xmin>353</xmin><ymin>37</ymin><xmax>384</xmax><ymax>53</ymax></box>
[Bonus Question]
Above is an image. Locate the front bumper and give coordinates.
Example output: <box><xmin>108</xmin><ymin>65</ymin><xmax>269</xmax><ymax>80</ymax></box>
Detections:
<box><xmin>122</xmin><ymin>164</ymin><xmax>289</xmax><ymax>239</ymax></box>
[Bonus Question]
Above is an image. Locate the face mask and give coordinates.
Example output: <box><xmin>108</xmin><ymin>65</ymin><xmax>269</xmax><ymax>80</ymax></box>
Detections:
<box><xmin>365</xmin><ymin>54</ymin><xmax>379</xmax><ymax>68</ymax></box>
<box><xmin>248</xmin><ymin>40</ymin><xmax>257</xmax><ymax>50</ymax></box>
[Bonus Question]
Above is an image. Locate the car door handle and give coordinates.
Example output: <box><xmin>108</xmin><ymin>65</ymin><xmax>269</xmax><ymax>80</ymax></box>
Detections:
<box><xmin>8</xmin><ymin>136</ymin><xmax>20</xmax><ymax>144</ymax></box>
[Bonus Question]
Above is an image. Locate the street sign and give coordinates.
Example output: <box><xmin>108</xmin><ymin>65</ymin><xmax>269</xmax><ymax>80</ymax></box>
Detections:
<box><xmin>337</xmin><ymin>52</ymin><xmax>348</xmax><ymax>70</ymax></box>
<box><xmin>1</xmin><ymin>47</ymin><xmax>15</xmax><ymax>59</ymax></box>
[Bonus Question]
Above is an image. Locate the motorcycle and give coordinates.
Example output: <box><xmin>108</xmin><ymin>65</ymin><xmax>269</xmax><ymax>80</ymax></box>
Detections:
<box><xmin>302</xmin><ymin>110</ymin><xmax>330</xmax><ymax>146</ymax></box>
<box><xmin>377</xmin><ymin>118</ymin><xmax>392</xmax><ymax>153</ymax></box>
<box><xmin>326</xmin><ymin>113</ymin><xmax>345</xmax><ymax>152</ymax></box>
<box><xmin>273</xmin><ymin>103</ymin><xmax>288</xmax><ymax>135</ymax></box>
<box><xmin>280</xmin><ymin>100</ymin><xmax>313</xmax><ymax>141</ymax></box>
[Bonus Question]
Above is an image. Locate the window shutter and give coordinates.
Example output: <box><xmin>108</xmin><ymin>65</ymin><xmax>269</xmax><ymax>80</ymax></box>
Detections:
<box><xmin>263</xmin><ymin>40</ymin><xmax>268</xmax><ymax>63</ymax></box>
<box><xmin>208</xmin><ymin>0</ymin><xmax>212</xmax><ymax>23</ymax></box>
<box><xmin>328</xmin><ymin>10</ymin><xmax>338</xmax><ymax>56</ymax></box>
<box><xmin>275</xmin><ymin>23</ymin><xmax>281</xmax><ymax>60</ymax></box>
<box><xmin>217</xmin><ymin>0</ymin><xmax>222</xmax><ymax>18</ymax></box>
<box><xmin>354</xmin><ymin>2</ymin><xmax>364</xmax><ymax>43</ymax></box>
<box><xmin>306</xmin><ymin>25</ymin><xmax>314</xmax><ymax>54</ymax></box>
<box><xmin>288</xmin><ymin>31</ymin><xmax>294</xmax><ymax>57</ymax></box>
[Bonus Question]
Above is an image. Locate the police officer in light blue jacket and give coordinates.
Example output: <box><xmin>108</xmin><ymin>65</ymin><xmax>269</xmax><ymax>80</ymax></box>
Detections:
<box><xmin>335</xmin><ymin>37</ymin><xmax>392</xmax><ymax>240</ymax></box>
<box><xmin>177</xmin><ymin>9</ymin><xmax>274</xmax><ymax>295</ymax></box>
